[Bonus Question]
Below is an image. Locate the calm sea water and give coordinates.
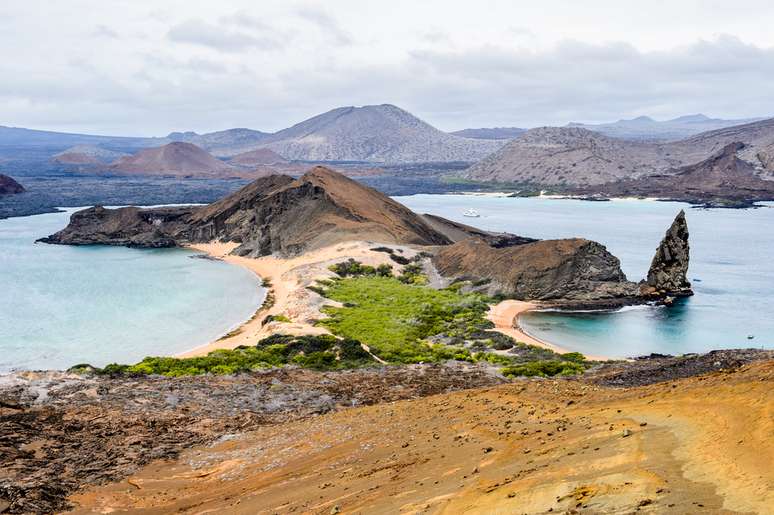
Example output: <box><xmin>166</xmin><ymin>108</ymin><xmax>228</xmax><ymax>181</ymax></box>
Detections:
<box><xmin>0</xmin><ymin>209</ymin><xmax>265</xmax><ymax>372</ymax></box>
<box><xmin>400</xmin><ymin>195</ymin><xmax>774</xmax><ymax>358</ymax></box>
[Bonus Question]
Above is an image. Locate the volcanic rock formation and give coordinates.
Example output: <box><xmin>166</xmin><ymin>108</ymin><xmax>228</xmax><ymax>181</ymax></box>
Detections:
<box><xmin>0</xmin><ymin>174</ymin><xmax>24</xmax><ymax>195</ymax></box>
<box><xmin>591</xmin><ymin>142</ymin><xmax>774</xmax><ymax>206</ymax></box>
<box><xmin>432</xmin><ymin>210</ymin><xmax>692</xmax><ymax>306</ymax></box>
<box><xmin>42</xmin><ymin>167</ymin><xmax>691</xmax><ymax>306</ymax></box>
<box><xmin>432</xmin><ymin>237</ymin><xmax>638</xmax><ymax>306</ymax></box>
<box><xmin>41</xmin><ymin>167</ymin><xmax>452</xmax><ymax>256</ymax></box>
<box><xmin>640</xmin><ymin>210</ymin><xmax>692</xmax><ymax>298</ymax></box>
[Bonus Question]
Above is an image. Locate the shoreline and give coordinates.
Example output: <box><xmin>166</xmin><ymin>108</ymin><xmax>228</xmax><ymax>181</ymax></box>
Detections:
<box><xmin>180</xmin><ymin>244</ymin><xmax>601</xmax><ymax>361</ymax></box>
<box><xmin>487</xmin><ymin>299</ymin><xmax>609</xmax><ymax>361</ymax></box>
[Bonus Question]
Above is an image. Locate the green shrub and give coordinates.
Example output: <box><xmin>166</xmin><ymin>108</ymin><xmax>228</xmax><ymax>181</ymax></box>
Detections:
<box><xmin>318</xmin><ymin>276</ymin><xmax>491</xmax><ymax>364</ymax></box>
<box><xmin>80</xmin><ymin>334</ymin><xmax>375</xmax><ymax>376</ymax></box>
<box><xmin>501</xmin><ymin>360</ymin><xmax>586</xmax><ymax>378</ymax></box>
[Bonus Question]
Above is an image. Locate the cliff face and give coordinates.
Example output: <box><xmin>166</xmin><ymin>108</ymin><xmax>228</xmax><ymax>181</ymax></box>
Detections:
<box><xmin>0</xmin><ymin>174</ymin><xmax>25</xmax><ymax>195</ymax></box>
<box><xmin>433</xmin><ymin>237</ymin><xmax>638</xmax><ymax>305</ymax></box>
<box><xmin>432</xmin><ymin>210</ymin><xmax>691</xmax><ymax>307</ymax></box>
<box><xmin>641</xmin><ymin>210</ymin><xmax>692</xmax><ymax>298</ymax></box>
<box><xmin>41</xmin><ymin>167</ymin><xmax>452</xmax><ymax>256</ymax></box>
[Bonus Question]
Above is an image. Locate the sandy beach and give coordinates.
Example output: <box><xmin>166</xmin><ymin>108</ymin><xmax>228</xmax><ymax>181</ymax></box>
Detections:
<box><xmin>487</xmin><ymin>299</ymin><xmax>607</xmax><ymax>360</ymax></box>
<box><xmin>179</xmin><ymin>242</ymin><xmax>590</xmax><ymax>360</ymax></box>
<box><xmin>179</xmin><ymin>241</ymin><xmax>422</xmax><ymax>357</ymax></box>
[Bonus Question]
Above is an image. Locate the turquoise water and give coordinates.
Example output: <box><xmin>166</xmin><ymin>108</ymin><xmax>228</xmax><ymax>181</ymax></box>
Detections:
<box><xmin>0</xmin><ymin>209</ymin><xmax>265</xmax><ymax>372</ymax></box>
<box><xmin>400</xmin><ymin>195</ymin><xmax>774</xmax><ymax>358</ymax></box>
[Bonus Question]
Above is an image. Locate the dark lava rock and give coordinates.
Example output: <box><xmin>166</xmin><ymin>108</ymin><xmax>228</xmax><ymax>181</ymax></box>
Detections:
<box><xmin>586</xmin><ymin>349</ymin><xmax>774</xmax><ymax>387</ymax></box>
<box><xmin>640</xmin><ymin>210</ymin><xmax>693</xmax><ymax>298</ymax></box>
<box><xmin>0</xmin><ymin>174</ymin><xmax>24</xmax><ymax>195</ymax></box>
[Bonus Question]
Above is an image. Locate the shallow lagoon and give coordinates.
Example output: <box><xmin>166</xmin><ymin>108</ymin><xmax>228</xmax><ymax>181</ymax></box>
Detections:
<box><xmin>400</xmin><ymin>194</ymin><xmax>774</xmax><ymax>358</ymax></box>
<box><xmin>0</xmin><ymin>209</ymin><xmax>265</xmax><ymax>371</ymax></box>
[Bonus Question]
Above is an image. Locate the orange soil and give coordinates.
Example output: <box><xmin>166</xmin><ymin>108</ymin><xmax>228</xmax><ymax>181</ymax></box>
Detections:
<box><xmin>70</xmin><ymin>360</ymin><xmax>774</xmax><ymax>514</ymax></box>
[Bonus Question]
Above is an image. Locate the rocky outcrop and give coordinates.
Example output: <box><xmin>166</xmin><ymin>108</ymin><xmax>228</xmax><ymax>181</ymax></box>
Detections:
<box><xmin>433</xmin><ymin>237</ymin><xmax>639</xmax><ymax>306</ymax></box>
<box><xmin>0</xmin><ymin>174</ymin><xmax>25</xmax><ymax>194</ymax></box>
<box><xmin>432</xmin><ymin>210</ymin><xmax>692</xmax><ymax>307</ymax></box>
<box><xmin>41</xmin><ymin>167</ymin><xmax>453</xmax><ymax>256</ymax></box>
<box><xmin>640</xmin><ymin>210</ymin><xmax>692</xmax><ymax>298</ymax></box>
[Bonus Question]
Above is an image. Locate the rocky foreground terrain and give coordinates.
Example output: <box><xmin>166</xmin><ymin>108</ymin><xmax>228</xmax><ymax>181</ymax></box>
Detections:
<box><xmin>1</xmin><ymin>350</ymin><xmax>770</xmax><ymax>513</ymax></box>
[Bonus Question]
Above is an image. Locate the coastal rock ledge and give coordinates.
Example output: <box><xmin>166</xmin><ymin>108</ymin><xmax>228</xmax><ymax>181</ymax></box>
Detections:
<box><xmin>432</xmin><ymin>210</ymin><xmax>693</xmax><ymax>308</ymax></box>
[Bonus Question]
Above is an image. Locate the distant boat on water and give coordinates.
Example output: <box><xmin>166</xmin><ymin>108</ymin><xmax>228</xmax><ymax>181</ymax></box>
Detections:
<box><xmin>463</xmin><ymin>208</ymin><xmax>480</xmax><ymax>218</ymax></box>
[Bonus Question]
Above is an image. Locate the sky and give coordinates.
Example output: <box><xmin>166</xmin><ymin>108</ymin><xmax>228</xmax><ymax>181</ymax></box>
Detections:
<box><xmin>1</xmin><ymin>0</ymin><xmax>774</xmax><ymax>135</ymax></box>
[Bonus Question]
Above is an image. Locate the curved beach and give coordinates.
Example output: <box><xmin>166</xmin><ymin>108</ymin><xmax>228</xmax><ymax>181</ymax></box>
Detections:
<box><xmin>179</xmin><ymin>243</ymin><xmax>599</xmax><ymax>360</ymax></box>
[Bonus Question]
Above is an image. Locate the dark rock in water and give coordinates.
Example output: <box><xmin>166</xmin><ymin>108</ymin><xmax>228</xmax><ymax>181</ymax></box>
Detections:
<box><xmin>0</xmin><ymin>174</ymin><xmax>25</xmax><ymax>195</ymax></box>
<box><xmin>640</xmin><ymin>210</ymin><xmax>693</xmax><ymax>298</ymax></box>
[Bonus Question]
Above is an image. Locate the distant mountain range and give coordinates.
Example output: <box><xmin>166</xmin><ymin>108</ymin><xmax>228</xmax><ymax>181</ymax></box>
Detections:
<box><xmin>567</xmin><ymin>114</ymin><xmax>767</xmax><ymax>141</ymax></box>
<box><xmin>465</xmin><ymin>117</ymin><xmax>774</xmax><ymax>205</ymax></box>
<box><xmin>246</xmin><ymin>104</ymin><xmax>505</xmax><ymax>163</ymax></box>
<box><xmin>0</xmin><ymin>104</ymin><xmax>506</xmax><ymax>165</ymax></box>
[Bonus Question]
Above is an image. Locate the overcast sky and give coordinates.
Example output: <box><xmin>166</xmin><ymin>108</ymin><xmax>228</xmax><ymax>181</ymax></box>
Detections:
<box><xmin>2</xmin><ymin>0</ymin><xmax>773</xmax><ymax>135</ymax></box>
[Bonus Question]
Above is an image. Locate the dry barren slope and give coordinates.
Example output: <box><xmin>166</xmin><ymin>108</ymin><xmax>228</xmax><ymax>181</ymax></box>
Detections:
<box><xmin>70</xmin><ymin>359</ymin><xmax>774</xmax><ymax>514</ymax></box>
<box><xmin>466</xmin><ymin>118</ymin><xmax>774</xmax><ymax>186</ymax></box>
<box><xmin>110</xmin><ymin>142</ymin><xmax>235</xmax><ymax>176</ymax></box>
<box><xmin>248</xmin><ymin>104</ymin><xmax>506</xmax><ymax>163</ymax></box>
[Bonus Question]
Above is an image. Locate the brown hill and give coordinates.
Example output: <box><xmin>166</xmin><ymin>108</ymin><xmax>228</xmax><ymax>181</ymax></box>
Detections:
<box><xmin>109</xmin><ymin>142</ymin><xmax>236</xmax><ymax>177</ymax></box>
<box><xmin>0</xmin><ymin>174</ymin><xmax>24</xmax><ymax>194</ymax></box>
<box><xmin>228</xmin><ymin>148</ymin><xmax>289</xmax><ymax>167</ymax></box>
<box><xmin>41</xmin><ymin>167</ymin><xmax>452</xmax><ymax>256</ymax></box>
<box><xmin>593</xmin><ymin>142</ymin><xmax>774</xmax><ymax>205</ymax></box>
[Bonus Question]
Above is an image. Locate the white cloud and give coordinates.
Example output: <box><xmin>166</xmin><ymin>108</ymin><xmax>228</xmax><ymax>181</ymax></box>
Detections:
<box><xmin>1</xmin><ymin>0</ymin><xmax>773</xmax><ymax>134</ymax></box>
<box><xmin>167</xmin><ymin>18</ymin><xmax>282</xmax><ymax>52</ymax></box>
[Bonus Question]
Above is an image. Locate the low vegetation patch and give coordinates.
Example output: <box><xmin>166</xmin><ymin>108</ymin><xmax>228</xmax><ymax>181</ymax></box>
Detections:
<box><xmin>70</xmin><ymin>260</ymin><xmax>593</xmax><ymax>378</ymax></box>
<box><xmin>318</xmin><ymin>274</ymin><xmax>492</xmax><ymax>363</ymax></box>
<box><xmin>501</xmin><ymin>360</ymin><xmax>586</xmax><ymax>378</ymax></box>
<box><xmin>72</xmin><ymin>334</ymin><xmax>375</xmax><ymax>376</ymax></box>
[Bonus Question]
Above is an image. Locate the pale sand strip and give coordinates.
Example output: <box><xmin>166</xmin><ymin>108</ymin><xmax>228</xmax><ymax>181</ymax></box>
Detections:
<box><xmin>178</xmin><ymin>241</ymin><xmax>418</xmax><ymax>358</ymax></box>
<box><xmin>487</xmin><ymin>299</ymin><xmax>607</xmax><ymax>361</ymax></box>
<box><xmin>178</xmin><ymin>242</ymin><xmax>599</xmax><ymax>361</ymax></box>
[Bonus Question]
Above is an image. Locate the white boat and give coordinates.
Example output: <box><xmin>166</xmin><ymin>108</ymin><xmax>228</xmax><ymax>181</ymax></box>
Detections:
<box><xmin>462</xmin><ymin>208</ymin><xmax>480</xmax><ymax>218</ymax></box>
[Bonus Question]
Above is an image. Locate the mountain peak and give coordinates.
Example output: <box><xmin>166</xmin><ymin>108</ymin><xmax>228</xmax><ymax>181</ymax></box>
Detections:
<box><xmin>670</xmin><ymin>114</ymin><xmax>711</xmax><ymax>123</ymax></box>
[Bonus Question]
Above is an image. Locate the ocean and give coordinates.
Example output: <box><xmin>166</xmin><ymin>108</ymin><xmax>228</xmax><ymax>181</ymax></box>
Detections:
<box><xmin>399</xmin><ymin>194</ymin><xmax>774</xmax><ymax>358</ymax></box>
<box><xmin>0</xmin><ymin>208</ymin><xmax>265</xmax><ymax>372</ymax></box>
